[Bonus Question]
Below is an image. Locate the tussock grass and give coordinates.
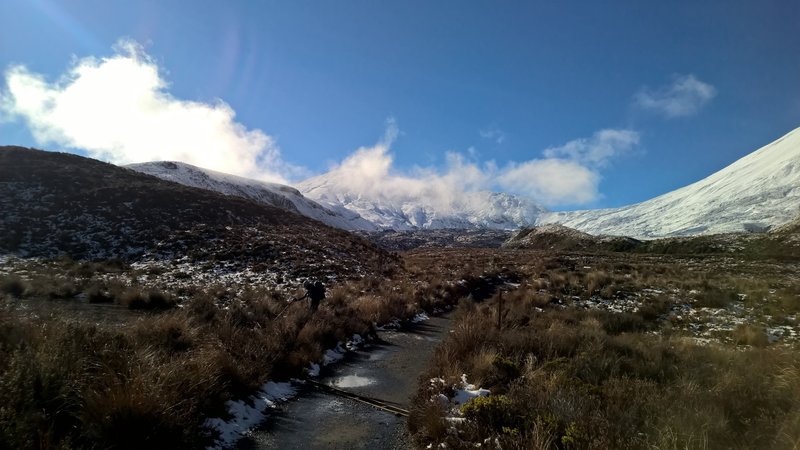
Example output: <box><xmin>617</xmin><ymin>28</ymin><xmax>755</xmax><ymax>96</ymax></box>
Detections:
<box><xmin>0</xmin><ymin>250</ymin><xmax>493</xmax><ymax>448</ymax></box>
<box><xmin>408</xmin><ymin>248</ymin><xmax>800</xmax><ymax>450</ymax></box>
<box><xmin>413</xmin><ymin>303</ymin><xmax>800</xmax><ymax>449</ymax></box>
<box><xmin>0</xmin><ymin>275</ymin><xmax>27</xmax><ymax>298</ymax></box>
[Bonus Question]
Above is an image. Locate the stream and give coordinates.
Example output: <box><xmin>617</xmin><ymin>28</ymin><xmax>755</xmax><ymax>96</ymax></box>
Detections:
<box><xmin>237</xmin><ymin>313</ymin><xmax>453</xmax><ymax>450</ymax></box>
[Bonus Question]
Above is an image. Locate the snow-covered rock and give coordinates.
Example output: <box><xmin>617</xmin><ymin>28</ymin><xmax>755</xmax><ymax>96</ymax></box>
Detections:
<box><xmin>127</xmin><ymin>161</ymin><xmax>377</xmax><ymax>231</ymax></box>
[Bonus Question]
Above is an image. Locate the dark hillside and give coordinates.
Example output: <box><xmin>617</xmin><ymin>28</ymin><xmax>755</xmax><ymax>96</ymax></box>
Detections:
<box><xmin>503</xmin><ymin>224</ymin><xmax>642</xmax><ymax>253</ymax></box>
<box><xmin>0</xmin><ymin>147</ymin><xmax>391</xmax><ymax>279</ymax></box>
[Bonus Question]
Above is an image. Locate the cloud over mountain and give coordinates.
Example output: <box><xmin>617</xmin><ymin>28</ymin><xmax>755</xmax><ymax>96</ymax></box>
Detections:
<box><xmin>303</xmin><ymin>122</ymin><xmax>638</xmax><ymax>207</ymax></box>
<box><xmin>1</xmin><ymin>39</ymin><xmax>640</xmax><ymax>207</ymax></box>
<box><xmin>0</xmin><ymin>39</ymin><xmax>301</xmax><ymax>183</ymax></box>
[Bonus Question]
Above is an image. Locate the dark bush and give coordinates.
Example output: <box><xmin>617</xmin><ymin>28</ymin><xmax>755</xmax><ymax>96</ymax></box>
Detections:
<box><xmin>125</xmin><ymin>290</ymin><xmax>175</xmax><ymax>310</ymax></box>
<box><xmin>0</xmin><ymin>276</ymin><xmax>27</xmax><ymax>298</ymax></box>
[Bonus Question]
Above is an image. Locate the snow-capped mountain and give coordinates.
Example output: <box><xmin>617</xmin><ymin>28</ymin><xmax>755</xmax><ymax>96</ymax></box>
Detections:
<box><xmin>128</xmin><ymin>126</ymin><xmax>800</xmax><ymax>237</ymax></box>
<box><xmin>297</xmin><ymin>173</ymin><xmax>547</xmax><ymax>230</ymax></box>
<box><xmin>540</xmin><ymin>127</ymin><xmax>800</xmax><ymax>238</ymax></box>
<box><xmin>127</xmin><ymin>161</ymin><xmax>378</xmax><ymax>231</ymax></box>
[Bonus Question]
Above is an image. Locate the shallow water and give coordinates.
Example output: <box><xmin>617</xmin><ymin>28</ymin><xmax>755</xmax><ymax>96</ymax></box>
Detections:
<box><xmin>333</xmin><ymin>374</ymin><xmax>376</xmax><ymax>389</ymax></box>
<box><xmin>238</xmin><ymin>313</ymin><xmax>453</xmax><ymax>450</ymax></box>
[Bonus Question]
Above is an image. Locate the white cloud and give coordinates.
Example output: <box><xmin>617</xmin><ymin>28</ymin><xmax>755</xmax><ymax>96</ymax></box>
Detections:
<box><xmin>497</xmin><ymin>159</ymin><xmax>600</xmax><ymax>205</ymax></box>
<box><xmin>543</xmin><ymin>129</ymin><xmax>640</xmax><ymax>167</ymax></box>
<box><xmin>308</xmin><ymin>125</ymin><xmax>638</xmax><ymax>207</ymax></box>
<box><xmin>0</xmin><ymin>39</ymin><xmax>301</xmax><ymax>183</ymax></box>
<box><xmin>312</xmin><ymin>139</ymin><xmax>494</xmax><ymax>212</ymax></box>
<box><xmin>0</xmin><ymin>39</ymin><xmax>640</xmax><ymax>208</ymax></box>
<box><xmin>634</xmin><ymin>74</ymin><xmax>716</xmax><ymax>118</ymax></box>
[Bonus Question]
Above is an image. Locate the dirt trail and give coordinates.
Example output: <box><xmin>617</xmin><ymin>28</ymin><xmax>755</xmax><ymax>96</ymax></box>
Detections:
<box><xmin>238</xmin><ymin>313</ymin><xmax>452</xmax><ymax>450</ymax></box>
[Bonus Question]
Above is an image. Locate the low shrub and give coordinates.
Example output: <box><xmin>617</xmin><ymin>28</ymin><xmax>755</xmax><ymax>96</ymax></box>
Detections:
<box><xmin>0</xmin><ymin>276</ymin><xmax>27</xmax><ymax>298</ymax></box>
<box><xmin>731</xmin><ymin>323</ymin><xmax>769</xmax><ymax>347</ymax></box>
<box><xmin>122</xmin><ymin>290</ymin><xmax>176</xmax><ymax>310</ymax></box>
<box><xmin>460</xmin><ymin>395</ymin><xmax>518</xmax><ymax>431</ymax></box>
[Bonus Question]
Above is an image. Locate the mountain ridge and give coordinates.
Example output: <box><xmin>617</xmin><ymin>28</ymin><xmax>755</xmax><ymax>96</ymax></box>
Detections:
<box><xmin>0</xmin><ymin>146</ymin><xmax>390</xmax><ymax>281</ymax></box>
<box><xmin>294</xmin><ymin>126</ymin><xmax>800</xmax><ymax>237</ymax></box>
<box><xmin>127</xmin><ymin>161</ymin><xmax>378</xmax><ymax>231</ymax></box>
<box><xmin>543</xmin><ymin>126</ymin><xmax>800</xmax><ymax>238</ymax></box>
<box><xmin>36</xmin><ymin>125</ymin><xmax>800</xmax><ymax>239</ymax></box>
<box><xmin>297</xmin><ymin>174</ymin><xmax>548</xmax><ymax>231</ymax></box>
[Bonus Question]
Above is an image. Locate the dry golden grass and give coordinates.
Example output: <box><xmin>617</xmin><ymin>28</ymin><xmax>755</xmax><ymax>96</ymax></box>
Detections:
<box><xmin>408</xmin><ymin>248</ymin><xmax>800</xmax><ymax>450</ymax></box>
<box><xmin>0</xmin><ymin>252</ymin><xmax>489</xmax><ymax>448</ymax></box>
<box><xmin>3</xmin><ymin>246</ymin><xmax>799</xmax><ymax>449</ymax></box>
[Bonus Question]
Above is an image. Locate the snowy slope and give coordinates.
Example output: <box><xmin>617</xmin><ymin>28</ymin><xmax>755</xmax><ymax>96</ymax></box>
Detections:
<box><xmin>540</xmin><ymin>127</ymin><xmax>800</xmax><ymax>238</ymax></box>
<box><xmin>127</xmin><ymin>126</ymin><xmax>800</xmax><ymax>237</ymax></box>
<box><xmin>126</xmin><ymin>161</ymin><xmax>378</xmax><ymax>231</ymax></box>
<box><xmin>297</xmin><ymin>171</ymin><xmax>547</xmax><ymax>230</ymax></box>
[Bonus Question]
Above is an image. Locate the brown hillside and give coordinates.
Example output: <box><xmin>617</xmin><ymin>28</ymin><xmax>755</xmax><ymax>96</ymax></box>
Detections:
<box><xmin>0</xmin><ymin>146</ymin><xmax>392</xmax><ymax>279</ymax></box>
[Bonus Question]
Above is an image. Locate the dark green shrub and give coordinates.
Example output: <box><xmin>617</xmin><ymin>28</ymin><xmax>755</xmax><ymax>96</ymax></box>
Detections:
<box><xmin>490</xmin><ymin>355</ymin><xmax>520</xmax><ymax>384</ymax></box>
<box><xmin>461</xmin><ymin>395</ymin><xmax>518</xmax><ymax>431</ymax></box>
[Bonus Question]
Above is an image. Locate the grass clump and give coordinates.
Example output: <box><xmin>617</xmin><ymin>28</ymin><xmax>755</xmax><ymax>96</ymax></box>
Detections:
<box><xmin>409</xmin><ymin>250</ymin><xmax>800</xmax><ymax>450</ymax></box>
<box><xmin>0</xmin><ymin>275</ymin><xmax>27</xmax><ymax>298</ymax></box>
<box><xmin>0</xmin><ymin>251</ymin><xmax>478</xmax><ymax>448</ymax></box>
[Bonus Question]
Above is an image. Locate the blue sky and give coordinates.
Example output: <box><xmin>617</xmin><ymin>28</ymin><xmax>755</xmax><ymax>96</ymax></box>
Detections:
<box><xmin>1</xmin><ymin>0</ymin><xmax>798</xmax><ymax>210</ymax></box>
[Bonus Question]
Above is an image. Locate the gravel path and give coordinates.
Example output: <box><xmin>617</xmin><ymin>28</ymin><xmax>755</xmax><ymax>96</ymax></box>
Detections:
<box><xmin>238</xmin><ymin>313</ymin><xmax>452</xmax><ymax>450</ymax></box>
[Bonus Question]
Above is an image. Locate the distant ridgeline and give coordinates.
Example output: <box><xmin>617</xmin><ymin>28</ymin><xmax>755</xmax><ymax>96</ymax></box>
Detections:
<box><xmin>0</xmin><ymin>146</ymin><xmax>393</xmax><ymax>279</ymax></box>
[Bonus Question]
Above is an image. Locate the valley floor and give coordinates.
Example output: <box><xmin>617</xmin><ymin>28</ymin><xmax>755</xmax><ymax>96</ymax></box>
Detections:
<box><xmin>404</xmin><ymin>249</ymin><xmax>800</xmax><ymax>449</ymax></box>
<box><xmin>1</xmin><ymin>246</ymin><xmax>799</xmax><ymax>449</ymax></box>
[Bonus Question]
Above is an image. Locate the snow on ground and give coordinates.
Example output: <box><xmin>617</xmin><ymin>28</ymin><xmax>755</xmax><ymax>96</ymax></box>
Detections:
<box><xmin>569</xmin><ymin>288</ymin><xmax>800</xmax><ymax>346</ymax></box>
<box><xmin>206</xmin><ymin>331</ymin><xmax>369</xmax><ymax>449</ymax></box>
<box><xmin>429</xmin><ymin>375</ymin><xmax>490</xmax><ymax>408</ymax></box>
<box><xmin>295</xmin><ymin>127</ymin><xmax>800</xmax><ymax>238</ymax></box>
<box><xmin>452</xmin><ymin>374</ymin><xmax>491</xmax><ymax>405</ymax></box>
<box><xmin>306</xmin><ymin>363</ymin><xmax>321</xmax><ymax>378</ymax></box>
<box><xmin>411</xmin><ymin>312</ymin><xmax>430</xmax><ymax>323</ymax></box>
<box><xmin>205</xmin><ymin>381</ymin><xmax>297</xmax><ymax>449</ymax></box>
<box><xmin>207</xmin><ymin>310</ymin><xmax>436</xmax><ymax>447</ymax></box>
<box><xmin>322</xmin><ymin>344</ymin><xmax>348</xmax><ymax>366</ymax></box>
<box><xmin>297</xmin><ymin>167</ymin><xmax>548</xmax><ymax>231</ymax></box>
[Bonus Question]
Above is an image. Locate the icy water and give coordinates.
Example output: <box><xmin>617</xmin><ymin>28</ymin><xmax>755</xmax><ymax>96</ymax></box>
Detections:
<box><xmin>238</xmin><ymin>313</ymin><xmax>453</xmax><ymax>450</ymax></box>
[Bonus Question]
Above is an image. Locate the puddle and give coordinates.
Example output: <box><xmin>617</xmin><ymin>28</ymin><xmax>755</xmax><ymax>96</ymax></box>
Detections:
<box><xmin>368</xmin><ymin>350</ymin><xmax>389</xmax><ymax>361</ymax></box>
<box><xmin>332</xmin><ymin>375</ymin><xmax>376</xmax><ymax>388</ymax></box>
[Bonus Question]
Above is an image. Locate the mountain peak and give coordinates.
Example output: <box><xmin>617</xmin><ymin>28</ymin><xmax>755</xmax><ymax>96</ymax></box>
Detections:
<box><xmin>127</xmin><ymin>161</ymin><xmax>378</xmax><ymax>231</ymax></box>
<box><xmin>296</xmin><ymin>171</ymin><xmax>548</xmax><ymax>231</ymax></box>
<box><xmin>540</xmin><ymin>126</ymin><xmax>800</xmax><ymax>238</ymax></box>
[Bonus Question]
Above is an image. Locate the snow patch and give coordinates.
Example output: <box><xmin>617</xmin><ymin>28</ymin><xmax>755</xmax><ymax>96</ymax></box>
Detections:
<box><xmin>306</xmin><ymin>363</ymin><xmax>321</xmax><ymax>378</ymax></box>
<box><xmin>204</xmin><ymin>381</ymin><xmax>296</xmax><ymax>449</ymax></box>
<box><xmin>322</xmin><ymin>344</ymin><xmax>347</xmax><ymax>366</ymax></box>
<box><xmin>411</xmin><ymin>312</ymin><xmax>430</xmax><ymax>323</ymax></box>
<box><xmin>452</xmin><ymin>374</ymin><xmax>491</xmax><ymax>405</ymax></box>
